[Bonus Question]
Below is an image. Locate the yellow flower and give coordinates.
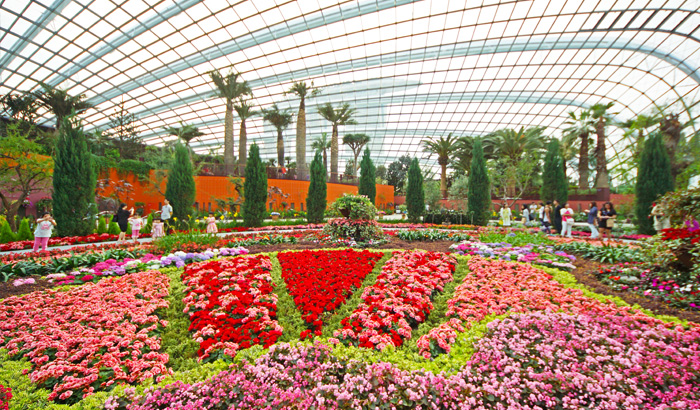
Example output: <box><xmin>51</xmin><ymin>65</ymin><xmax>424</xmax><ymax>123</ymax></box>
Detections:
<box><xmin>173</xmin><ymin>217</ymin><xmax>178</xmax><ymax>221</ymax></box>
<box><xmin>220</xmin><ymin>215</ymin><xmax>225</xmax><ymax>220</ymax></box>
<box><xmin>195</xmin><ymin>219</ymin><xmax>200</xmax><ymax>223</ymax></box>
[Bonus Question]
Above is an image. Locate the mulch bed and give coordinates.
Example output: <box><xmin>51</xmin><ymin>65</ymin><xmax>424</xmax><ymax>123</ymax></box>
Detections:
<box><xmin>3</xmin><ymin>238</ymin><xmax>700</xmax><ymax>324</ymax></box>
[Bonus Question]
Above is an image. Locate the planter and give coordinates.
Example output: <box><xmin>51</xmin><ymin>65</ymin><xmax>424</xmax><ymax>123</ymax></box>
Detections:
<box><xmin>271</xmin><ymin>215</ymin><xmax>279</xmax><ymax>221</ymax></box>
<box><xmin>339</xmin><ymin>208</ymin><xmax>351</xmax><ymax>218</ymax></box>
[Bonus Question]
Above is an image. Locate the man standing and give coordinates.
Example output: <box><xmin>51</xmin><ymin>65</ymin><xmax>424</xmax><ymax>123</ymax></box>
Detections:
<box><xmin>553</xmin><ymin>199</ymin><xmax>563</xmax><ymax>234</ymax></box>
<box><xmin>161</xmin><ymin>199</ymin><xmax>173</xmax><ymax>233</ymax></box>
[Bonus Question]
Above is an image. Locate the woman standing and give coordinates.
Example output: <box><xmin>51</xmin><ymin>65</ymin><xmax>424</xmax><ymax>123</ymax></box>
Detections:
<box><xmin>542</xmin><ymin>201</ymin><xmax>552</xmax><ymax>234</ymax></box>
<box><xmin>560</xmin><ymin>202</ymin><xmax>574</xmax><ymax>238</ymax></box>
<box><xmin>598</xmin><ymin>202</ymin><xmax>617</xmax><ymax>241</ymax></box>
<box><xmin>499</xmin><ymin>203</ymin><xmax>512</xmax><ymax>227</ymax></box>
<box><xmin>114</xmin><ymin>203</ymin><xmax>133</xmax><ymax>244</ymax></box>
<box><xmin>521</xmin><ymin>204</ymin><xmax>530</xmax><ymax>226</ymax></box>
<box><xmin>585</xmin><ymin>202</ymin><xmax>599</xmax><ymax>239</ymax></box>
<box><xmin>33</xmin><ymin>212</ymin><xmax>57</xmax><ymax>252</ymax></box>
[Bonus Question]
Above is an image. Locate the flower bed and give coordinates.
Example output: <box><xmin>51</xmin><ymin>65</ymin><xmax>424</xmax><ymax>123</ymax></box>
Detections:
<box><xmin>0</xmin><ymin>233</ymin><xmax>152</xmax><ymax>252</ymax></box>
<box><xmin>277</xmin><ymin>249</ymin><xmax>383</xmax><ymax>339</ymax></box>
<box><xmin>449</xmin><ymin>240</ymin><xmax>576</xmax><ymax>270</ymax></box>
<box><xmin>181</xmin><ymin>255</ymin><xmax>282</xmax><ymax>361</ymax></box>
<box><xmin>417</xmin><ymin>256</ymin><xmax>639</xmax><ymax>358</ymax></box>
<box><xmin>0</xmin><ymin>385</ymin><xmax>10</xmax><ymax>410</ymax></box>
<box><xmin>0</xmin><ymin>270</ymin><xmax>171</xmax><ymax>403</ymax></box>
<box><xmin>335</xmin><ymin>250</ymin><xmax>456</xmax><ymax>349</ymax></box>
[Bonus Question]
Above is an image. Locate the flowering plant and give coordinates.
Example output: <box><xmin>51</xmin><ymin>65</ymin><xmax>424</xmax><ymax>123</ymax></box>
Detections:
<box><xmin>322</xmin><ymin>218</ymin><xmax>384</xmax><ymax>243</ymax></box>
<box><xmin>450</xmin><ymin>240</ymin><xmax>576</xmax><ymax>270</ymax></box>
<box><xmin>0</xmin><ymin>384</ymin><xmax>10</xmax><ymax>410</ymax></box>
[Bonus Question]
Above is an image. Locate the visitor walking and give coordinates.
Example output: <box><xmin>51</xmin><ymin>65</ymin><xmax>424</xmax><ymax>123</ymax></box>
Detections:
<box><xmin>598</xmin><ymin>202</ymin><xmax>617</xmax><ymax>241</ymax></box>
<box><xmin>206</xmin><ymin>213</ymin><xmax>218</xmax><ymax>234</ymax></box>
<box><xmin>553</xmin><ymin>200</ymin><xmax>563</xmax><ymax>234</ymax></box>
<box><xmin>499</xmin><ymin>203</ymin><xmax>512</xmax><ymax>227</ymax></box>
<box><xmin>651</xmin><ymin>202</ymin><xmax>671</xmax><ymax>232</ymax></box>
<box><xmin>586</xmin><ymin>202</ymin><xmax>599</xmax><ymax>239</ymax></box>
<box><xmin>128</xmin><ymin>213</ymin><xmax>143</xmax><ymax>243</ymax></box>
<box><xmin>560</xmin><ymin>202</ymin><xmax>574</xmax><ymax>238</ymax></box>
<box><xmin>521</xmin><ymin>204</ymin><xmax>530</xmax><ymax>226</ymax></box>
<box><xmin>114</xmin><ymin>203</ymin><xmax>133</xmax><ymax>244</ymax></box>
<box><xmin>32</xmin><ymin>212</ymin><xmax>57</xmax><ymax>252</ymax></box>
<box><xmin>151</xmin><ymin>218</ymin><xmax>165</xmax><ymax>239</ymax></box>
<box><xmin>542</xmin><ymin>201</ymin><xmax>552</xmax><ymax>234</ymax></box>
<box><xmin>161</xmin><ymin>199</ymin><xmax>173</xmax><ymax>233</ymax></box>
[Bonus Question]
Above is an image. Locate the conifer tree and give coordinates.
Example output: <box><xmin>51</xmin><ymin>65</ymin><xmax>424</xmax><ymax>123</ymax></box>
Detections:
<box><xmin>468</xmin><ymin>138</ymin><xmax>491</xmax><ymax>225</ymax></box>
<box><xmin>242</xmin><ymin>143</ymin><xmax>268</xmax><ymax>227</ymax></box>
<box><xmin>406</xmin><ymin>158</ymin><xmax>425</xmax><ymax>223</ymax></box>
<box><xmin>358</xmin><ymin>147</ymin><xmax>376</xmax><ymax>204</ymax></box>
<box><xmin>540</xmin><ymin>139</ymin><xmax>561</xmax><ymax>202</ymax></box>
<box><xmin>165</xmin><ymin>143</ymin><xmax>196</xmax><ymax>226</ymax></box>
<box><xmin>635</xmin><ymin>132</ymin><xmax>674</xmax><ymax>234</ymax></box>
<box><xmin>108</xmin><ymin>221</ymin><xmax>121</xmax><ymax>235</ymax></box>
<box><xmin>52</xmin><ymin>115</ymin><xmax>96</xmax><ymax>236</ymax></box>
<box><xmin>0</xmin><ymin>219</ymin><xmax>16</xmax><ymax>243</ymax></box>
<box><xmin>17</xmin><ymin>218</ymin><xmax>33</xmax><ymax>241</ymax></box>
<box><xmin>96</xmin><ymin>215</ymin><xmax>107</xmax><ymax>234</ymax></box>
<box><xmin>306</xmin><ymin>151</ymin><xmax>327</xmax><ymax>224</ymax></box>
<box><xmin>556</xmin><ymin>157</ymin><xmax>569</xmax><ymax>204</ymax></box>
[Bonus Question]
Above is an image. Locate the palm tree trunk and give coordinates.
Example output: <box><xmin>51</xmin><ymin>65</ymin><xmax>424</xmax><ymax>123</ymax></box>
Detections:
<box><xmin>594</xmin><ymin>120</ymin><xmax>609</xmax><ymax>189</ymax></box>
<box><xmin>330</xmin><ymin>124</ymin><xmax>339</xmax><ymax>182</ymax></box>
<box><xmin>296</xmin><ymin>97</ymin><xmax>306</xmax><ymax>177</ymax></box>
<box><xmin>277</xmin><ymin>128</ymin><xmax>284</xmax><ymax>167</ymax></box>
<box><xmin>323</xmin><ymin>149</ymin><xmax>328</xmax><ymax>172</ymax></box>
<box><xmin>239</xmin><ymin>120</ymin><xmax>247</xmax><ymax>174</ymax></box>
<box><xmin>440</xmin><ymin>164</ymin><xmax>447</xmax><ymax>199</ymax></box>
<box><xmin>578</xmin><ymin>132</ymin><xmax>589</xmax><ymax>189</ymax></box>
<box><xmin>224</xmin><ymin>99</ymin><xmax>235</xmax><ymax>172</ymax></box>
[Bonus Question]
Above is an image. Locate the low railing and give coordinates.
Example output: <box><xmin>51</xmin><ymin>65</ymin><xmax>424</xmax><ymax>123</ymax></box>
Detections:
<box><xmin>196</xmin><ymin>163</ymin><xmax>360</xmax><ymax>185</ymax></box>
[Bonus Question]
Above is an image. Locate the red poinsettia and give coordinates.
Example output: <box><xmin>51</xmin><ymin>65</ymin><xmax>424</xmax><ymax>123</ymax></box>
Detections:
<box><xmin>277</xmin><ymin>249</ymin><xmax>383</xmax><ymax>339</ymax></box>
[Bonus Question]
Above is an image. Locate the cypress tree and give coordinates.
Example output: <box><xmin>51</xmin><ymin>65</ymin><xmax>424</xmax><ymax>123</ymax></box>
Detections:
<box><xmin>635</xmin><ymin>132</ymin><xmax>674</xmax><ymax>235</ymax></box>
<box><xmin>306</xmin><ymin>150</ymin><xmax>327</xmax><ymax>224</ymax></box>
<box><xmin>468</xmin><ymin>138</ymin><xmax>491</xmax><ymax>225</ymax></box>
<box><xmin>165</xmin><ymin>144</ymin><xmax>196</xmax><ymax>227</ymax></box>
<box><xmin>0</xmin><ymin>219</ymin><xmax>16</xmax><ymax>243</ymax></box>
<box><xmin>17</xmin><ymin>218</ymin><xmax>33</xmax><ymax>241</ymax></box>
<box><xmin>52</xmin><ymin>115</ymin><xmax>96</xmax><ymax>236</ymax></box>
<box><xmin>540</xmin><ymin>139</ymin><xmax>561</xmax><ymax>202</ymax></box>
<box><xmin>108</xmin><ymin>221</ymin><xmax>121</xmax><ymax>236</ymax></box>
<box><xmin>358</xmin><ymin>147</ymin><xmax>376</xmax><ymax>204</ymax></box>
<box><xmin>555</xmin><ymin>157</ymin><xmax>569</xmax><ymax>204</ymax></box>
<box><xmin>406</xmin><ymin>158</ymin><xmax>425</xmax><ymax>223</ymax></box>
<box><xmin>242</xmin><ymin>143</ymin><xmax>268</xmax><ymax>227</ymax></box>
<box><xmin>96</xmin><ymin>216</ymin><xmax>107</xmax><ymax>234</ymax></box>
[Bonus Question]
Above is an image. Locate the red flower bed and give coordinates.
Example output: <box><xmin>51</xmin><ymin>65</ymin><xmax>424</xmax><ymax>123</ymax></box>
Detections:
<box><xmin>661</xmin><ymin>227</ymin><xmax>700</xmax><ymax>243</ymax></box>
<box><xmin>0</xmin><ymin>270</ymin><xmax>171</xmax><ymax>403</ymax></box>
<box><xmin>0</xmin><ymin>233</ymin><xmax>157</xmax><ymax>252</ymax></box>
<box><xmin>334</xmin><ymin>250</ymin><xmax>456</xmax><ymax>349</ymax></box>
<box><xmin>0</xmin><ymin>385</ymin><xmax>10</xmax><ymax>410</ymax></box>
<box><xmin>277</xmin><ymin>249</ymin><xmax>383</xmax><ymax>339</ymax></box>
<box><xmin>182</xmin><ymin>255</ymin><xmax>282</xmax><ymax>361</ymax></box>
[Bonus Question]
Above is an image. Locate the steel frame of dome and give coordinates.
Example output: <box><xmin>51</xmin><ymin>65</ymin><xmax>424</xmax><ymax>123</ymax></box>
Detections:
<box><xmin>2</xmin><ymin>0</ymin><xmax>700</xmax><ymax>181</ymax></box>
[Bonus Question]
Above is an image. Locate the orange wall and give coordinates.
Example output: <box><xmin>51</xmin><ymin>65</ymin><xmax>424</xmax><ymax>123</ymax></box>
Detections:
<box><xmin>100</xmin><ymin>169</ymin><xmax>394</xmax><ymax>214</ymax></box>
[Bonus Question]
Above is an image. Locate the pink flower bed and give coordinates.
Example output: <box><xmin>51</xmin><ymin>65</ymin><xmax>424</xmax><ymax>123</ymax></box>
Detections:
<box><xmin>334</xmin><ymin>250</ymin><xmax>456</xmax><ymax>349</ymax></box>
<box><xmin>417</xmin><ymin>256</ymin><xmax>656</xmax><ymax>358</ymax></box>
<box><xmin>0</xmin><ymin>270</ymin><xmax>171</xmax><ymax>403</ymax></box>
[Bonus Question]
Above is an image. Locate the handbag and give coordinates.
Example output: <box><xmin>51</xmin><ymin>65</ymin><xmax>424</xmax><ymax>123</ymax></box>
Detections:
<box><xmin>605</xmin><ymin>218</ymin><xmax>615</xmax><ymax>229</ymax></box>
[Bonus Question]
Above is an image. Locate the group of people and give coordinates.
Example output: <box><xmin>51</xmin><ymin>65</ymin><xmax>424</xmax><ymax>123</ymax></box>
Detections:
<box><xmin>497</xmin><ymin>200</ymin><xmax>618</xmax><ymax>240</ymax></box>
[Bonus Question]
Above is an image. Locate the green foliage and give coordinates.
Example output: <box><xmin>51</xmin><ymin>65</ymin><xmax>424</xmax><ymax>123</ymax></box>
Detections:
<box><xmin>386</xmin><ymin>155</ymin><xmax>411</xmax><ymax>194</ymax></box>
<box><xmin>556</xmin><ymin>157</ymin><xmax>568</xmax><ymax>204</ymax></box>
<box><xmin>479</xmin><ymin>231</ymin><xmax>554</xmax><ymax>246</ymax></box>
<box><xmin>159</xmin><ymin>267</ymin><xmax>200</xmax><ymax>371</ymax></box>
<box><xmin>165</xmin><ymin>144</ymin><xmax>196</xmax><ymax>224</ymax></box>
<box><xmin>268</xmin><ymin>254</ymin><xmax>306</xmax><ymax>341</ymax></box>
<box><xmin>468</xmin><ymin>138</ymin><xmax>490</xmax><ymax>225</ymax></box>
<box><xmin>658</xmin><ymin>187</ymin><xmax>700</xmax><ymax>221</ymax></box>
<box><xmin>150</xmin><ymin>231</ymin><xmax>221</xmax><ymax>254</ymax></box>
<box><xmin>322</xmin><ymin>219</ymin><xmax>384</xmax><ymax>243</ymax></box>
<box><xmin>395</xmin><ymin>229</ymin><xmax>472</xmax><ymax>242</ymax></box>
<box><xmin>0</xmin><ymin>220</ymin><xmax>16</xmax><ymax>244</ymax></box>
<box><xmin>635</xmin><ymin>132</ymin><xmax>674</xmax><ymax>235</ymax></box>
<box><xmin>423</xmin><ymin>209</ymin><xmax>471</xmax><ymax>224</ymax></box>
<box><xmin>448</xmin><ymin>175</ymin><xmax>469</xmax><ymax>199</ymax></box>
<box><xmin>52</xmin><ymin>115</ymin><xmax>96</xmax><ymax>236</ymax></box>
<box><xmin>405</xmin><ymin>158</ymin><xmax>425</xmax><ymax>223</ymax></box>
<box><xmin>96</xmin><ymin>216</ymin><xmax>107</xmax><ymax>234</ymax></box>
<box><xmin>423</xmin><ymin>180</ymin><xmax>441</xmax><ymax>210</ymax></box>
<box><xmin>329</xmin><ymin>194</ymin><xmax>377</xmax><ymax>220</ymax></box>
<box><xmin>107</xmin><ymin>221</ymin><xmax>121</xmax><ymax>236</ymax></box>
<box><xmin>541</xmin><ymin>139</ymin><xmax>568</xmax><ymax>202</ymax></box>
<box><xmin>358</xmin><ymin>148</ymin><xmax>376</xmax><ymax>204</ymax></box>
<box><xmin>16</xmin><ymin>218</ymin><xmax>33</xmax><ymax>241</ymax></box>
<box><xmin>242</xmin><ymin>144</ymin><xmax>268</xmax><ymax>227</ymax></box>
<box><xmin>140</xmin><ymin>212</ymin><xmax>154</xmax><ymax>234</ymax></box>
<box><xmin>116</xmin><ymin>159</ymin><xmax>152</xmax><ymax>179</ymax></box>
<box><xmin>554</xmin><ymin>241</ymin><xmax>644</xmax><ymax>263</ymax></box>
<box><xmin>306</xmin><ymin>151</ymin><xmax>327</xmax><ymax>224</ymax></box>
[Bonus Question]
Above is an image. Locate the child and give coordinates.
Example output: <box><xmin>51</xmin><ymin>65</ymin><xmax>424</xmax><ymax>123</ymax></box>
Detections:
<box><xmin>129</xmin><ymin>213</ymin><xmax>143</xmax><ymax>243</ymax></box>
<box><xmin>33</xmin><ymin>212</ymin><xmax>57</xmax><ymax>252</ymax></box>
<box><xmin>206</xmin><ymin>213</ymin><xmax>218</xmax><ymax>234</ymax></box>
<box><xmin>151</xmin><ymin>217</ymin><xmax>165</xmax><ymax>239</ymax></box>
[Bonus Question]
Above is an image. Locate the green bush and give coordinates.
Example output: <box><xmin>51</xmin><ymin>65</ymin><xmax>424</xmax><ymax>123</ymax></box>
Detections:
<box><xmin>322</xmin><ymin>218</ymin><xmax>384</xmax><ymax>243</ymax></box>
<box><xmin>405</xmin><ymin>158</ymin><xmax>424</xmax><ymax>223</ymax></box>
<box><xmin>329</xmin><ymin>194</ymin><xmax>377</xmax><ymax>220</ymax></box>
<box><xmin>306</xmin><ymin>151</ymin><xmax>327</xmax><ymax>224</ymax></box>
<box><xmin>467</xmin><ymin>138</ymin><xmax>490</xmax><ymax>225</ymax></box>
<box><xmin>165</xmin><ymin>144</ymin><xmax>196</xmax><ymax>226</ymax></box>
<box><xmin>107</xmin><ymin>221</ymin><xmax>121</xmax><ymax>236</ymax></box>
<box><xmin>0</xmin><ymin>220</ymin><xmax>16</xmax><ymax>243</ymax></box>
<box><xmin>16</xmin><ymin>218</ymin><xmax>33</xmax><ymax>241</ymax></box>
<box><xmin>96</xmin><ymin>216</ymin><xmax>107</xmax><ymax>234</ymax></box>
<box><xmin>242</xmin><ymin>144</ymin><xmax>268</xmax><ymax>227</ymax></box>
<box><xmin>358</xmin><ymin>148</ymin><xmax>376</xmax><ymax>204</ymax></box>
<box><xmin>635</xmin><ymin>132</ymin><xmax>673</xmax><ymax>235</ymax></box>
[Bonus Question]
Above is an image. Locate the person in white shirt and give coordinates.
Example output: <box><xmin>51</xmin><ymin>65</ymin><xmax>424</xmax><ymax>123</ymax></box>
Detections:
<box><xmin>161</xmin><ymin>199</ymin><xmax>173</xmax><ymax>233</ymax></box>
<box><xmin>560</xmin><ymin>202</ymin><xmax>575</xmax><ymax>238</ymax></box>
<box><xmin>499</xmin><ymin>203</ymin><xmax>512</xmax><ymax>227</ymax></box>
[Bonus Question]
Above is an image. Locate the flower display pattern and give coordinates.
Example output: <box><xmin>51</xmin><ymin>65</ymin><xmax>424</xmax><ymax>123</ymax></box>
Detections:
<box><xmin>450</xmin><ymin>240</ymin><xmax>576</xmax><ymax>270</ymax></box>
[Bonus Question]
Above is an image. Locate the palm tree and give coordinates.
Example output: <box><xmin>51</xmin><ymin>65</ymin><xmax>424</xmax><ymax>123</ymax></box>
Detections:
<box><xmin>32</xmin><ymin>82</ymin><xmax>92</xmax><ymax>129</ymax></box>
<box><xmin>590</xmin><ymin>102</ymin><xmax>615</xmax><ymax>189</ymax></box>
<box><xmin>209</xmin><ymin>70</ymin><xmax>251</xmax><ymax>172</ymax></box>
<box><xmin>286</xmin><ymin>81</ymin><xmax>321</xmax><ymax>176</ymax></box>
<box><xmin>317</xmin><ymin>102</ymin><xmax>357</xmax><ymax>182</ymax></box>
<box><xmin>164</xmin><ymin>122</ymin><xmax>204</xmax><ymax>146</ymax></box>
<box><xmin>262</xmin><ymin>104</ymin><xmax>294</xmax><ymax>166</ymax></box>
<box><xmin>1</xmin><ymin>92</ymin><xmax>38</xmax><ymax>124</ymax></box>
<box><xmin>451</xmin><ymin>135</ymin><xmax>474</xmax><ymax>176</ymax></box>
<box><xmin>342</xmin><ymin>133</ymin><xmax>370</xmax><ymax>171</ymax></box>
<box><xmin>422</xmin><ymin>132</ymin><xmax>460</xmax><ymax>199</ymax></box>
<box><xmin>311</xmin><ymin>132</ymin><xmax>331</xmax><ymax>171</ymax></box>
<box><xmin>562</xmin><ymin>110</ymin><xmax>595</xmax><ymax>189</ymax></box>
<box><xmin>483</xmin><ymin>126</ymin><xmax>546</xmax><ymax>164</ymax></box>
<box><xmin>233</xmin><ymin>99</ymin><xmax>258</xmax><ymax>169</ymax></box>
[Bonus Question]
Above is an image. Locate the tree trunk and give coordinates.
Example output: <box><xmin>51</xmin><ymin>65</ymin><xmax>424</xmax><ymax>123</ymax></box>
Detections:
<box><xmin>578</xmin><ymin>132</ymin><xmax>589</xmax><ymax>189</ymax></box>
<box><xmin>330</xmin><ymin>124</ymin><xmax>339</xmax><ymax>182</ymax></box>
<box><xmin>239</xmin><ymin>120</ymin><xmax>247</xmax><ymax>174</ymax></box>
<box><xmin>440</xmin><ymin>164</ymin><xmax>447</xmax><ymax>199</ymax></box>
<box><xmin>296</xmin><ymin>98</ymin><xmax>307</xmax><ymax>177</ymax></box>
<box><xmin>0</xmin><ymin>193</ymin><xmax>25</xmax><ymax>231</ymax></box>
<box><xmin>594</xmin><ymin>119</ymin><xmax>609</xmax><ymax>189</ymax></box>
<box><xmin>277</xmin><ymin>128</ymin><xmax>284</xmax><ymax>167</ymax></box>
<box><xmin>323</xmin><ymin>149</ymin><xmax>328</xmax><ymax>173</ymax></box>
<box><xmin>660</xmin><ymin>114</ymin><xmax>682</xmax><ymax>181</ymax></box>
<box><xmin>224</xmin><ymin>99</ymin><xmax>235</xmax><ymax>172</ymax></box>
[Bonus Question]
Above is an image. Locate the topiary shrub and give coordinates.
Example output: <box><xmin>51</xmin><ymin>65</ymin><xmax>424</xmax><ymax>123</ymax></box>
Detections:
<box><xmin>406</xmin><ymin>158</ymin><xmax>424</xmax><ymax>223</ymax></box>
<box><xmin>324</xmin><ymin>194</ymin><xmax>383</xmax><ymax>243</ymax></box>
<box><xmin>329</xmin><ymin>194</ymin><xmax>376</xmax><ymax>220</ymax></box>
<box><xmin>108</xmin><ymin>221</ymin><xmax>121</xmax><ymax>236</ymax></box>
<box><xmin>0</xmin><ymin>220</ymin><xmax>16</xmax><ymax>244</ymax></box>
<box><xmin>16</xmin><ymin>218</ymin><xmax>33</xmax><ymax>241</ymax></box>
<box><xmin>96</xmin><ymin>216</ymin><xmax>107</xmax><ymax>234</ymax></box>
<box><xmin>306</xmin><ymin>151</ymin><xmax>327</xmax><ymax>224</ymax></box>
<box><xmin>242</xmin><ymin>144</ymin><xmax>268</xmax><ymax>227</ymax></box>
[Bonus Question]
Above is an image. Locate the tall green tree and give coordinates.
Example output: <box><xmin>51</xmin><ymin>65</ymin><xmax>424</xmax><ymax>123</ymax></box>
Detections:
<box><xmin>262</xmin><ymin>103</ymin><xmax>293</xmax><ymax>167</ymax></box>
<box><xmin>468</xmin><ymin>138</ymin><xmax>490</xmax><ymax>226</ymax></box>
<box><xmin>343</xmin><ymin>133</ymin><xmax>371</xmax><ymax>171</ymax></box>
<box><xmin>105</xmin><ymin>101</ymin><xmax>144</xmax><ymax>159</ymax></box>
<box><xmin>165</xmin><ymin>144</ymin><xmax>196</xmax><ymax>224</ymax></box>
<box><xmin>556</xmin><ymin>157</ymin><xmax>569</xmax><ymax>204</ymax></box>
<box><xmin>635</xmin><ymin>132</ymin><xmax>674</xmax><ymax>235</ymax></box>
<box><xmin>286</xmin><ymin>81</ymin><xmax>321</xmax><ymax>177</ymax></box>
<box><xmin>209</xmin><ymin>70</ymin><xmax>251</xmax><ymax>171</ymax></box>
<box><xmin>591</xmin><ymin>102</ymin><xmax>615</xmax><ymax>189</ymax></box>
<box><xmin>386</xmin><ymin>155</ymin><xmax>412</xmax><ymax>194</ymax></box>
<box><xmin>242</xmin><ymin>143</ymin><xmax>268</xmax><ymax>227</ymax></box>
<box><xmin>164</xmin><ymin>122</ymin><xmax>204</xmax><ymax>147</ymax></box>
<box><xmin>234</xmin><ymin>99</ymin><xmax>258</xmax><ymax>170</ymax></box>
<box><xmin>52</xmin><ymin>115</ymin><xmax>96</xmax><ymax>236</ymax></box>
<box><xmin>422</xmin><ymin>132</ymin><xmax>459</xmax><ymax>199</ymax></box>
<box><xmin>451</xmin><ymin>135</ymin><xmax>474</xmax><ymax>176</ymax></box>
<box><xmin>306</xmin><ymin>150</ymin><xmax>327</xmax><ymax>224</ymax></box>
<box><xmin>33</xmin><ymin>83</ymin><xmax>93</xmax><ymax>129</ymax></box>
<box><xmin>406</xmin><ymin>158</ymin><xmax>424</xmax><ymax>223</ymax></box>
<box><xmin>311</xmin><ymin>133</ymin><xmax>331</xmax><ymax>171</ymax></box>
<box><xmin>562</xmin><ymin>109</ymin><xmax>594</xmax><ymax>189</ymax></box>
<box><xmin>483</xmin><ymin>126</ymin><xmax>546</xmax><ymax>197</ymax></box>
<box><xmin>358</xmin><ymin>147</ymin><xmax>376</xmax><ymax>204</ymax></box>
<box><xmin>317</xmin><ymin>102</ymin><xmax>357</xmax><ymax>182</ymax></box>
<box><xmin>541</xmin><ymin>139</ymin><xmax>562</xmax><ymax>202</ymax></box>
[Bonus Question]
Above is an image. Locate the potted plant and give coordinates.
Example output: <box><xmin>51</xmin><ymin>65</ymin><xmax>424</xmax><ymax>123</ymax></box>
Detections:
<box><xmin>398</xmin><ymin>204</ymin><xmax>407</xmax><ymax>219</ymax></box>
<box><xmin>271</xmin><ymin>211</ymin><xmax>280</xmax><ymax>221</ymax></box>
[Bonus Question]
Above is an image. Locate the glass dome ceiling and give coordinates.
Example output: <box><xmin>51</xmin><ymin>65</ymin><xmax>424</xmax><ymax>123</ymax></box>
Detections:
<box><xmin>2</xmin><ymin>0</ymin><xmax>700</xmax><ymax>174</ymax></box>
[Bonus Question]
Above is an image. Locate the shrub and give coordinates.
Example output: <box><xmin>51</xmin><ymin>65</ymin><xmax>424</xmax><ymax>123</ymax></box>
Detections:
<box><xmin>242</xmin><ymin>144</ymin><xmax>268</xmax><ymax>227</ymax></box>
<box><xmin>406</xmin><ymin>158</ymin><xmax>424</xmax><ymax>223</ymax></box>
<box><xmin>358</xmin><ymin>148</ymin><xmax>376</xmax><ymax>204</ymax></box>
<box><xmin>306</xmin><ymin>151</ymin><xmax>327</xmax><ymax>224</ymax></box>
<box><xmin>0</xmin><ymin>220</ymin><xmax>16</xmax><ymax>244</ymax></box>
<box><xmin>16</xmin><ymin>218</ymin><xmax>33</xmax><ymax>241</ymax></box>
<box><xmin>635</xmin><ymin>132</ymin><xmax>673</xmax><ymax>235</ymax></box>
<box><xmin>322</xmin><ymin>218</ymin><xmax>384</xmax><ymax>242</ymax></box>
<box><xmin>468</xmin><ymin>138</ymin><xmax>490</xmax><ymax>225</ymax></box>
<box><xmin>96</xmin><ymin>215</ymin><xmax>107</xmax><ymax>234</ymax></box>
<box><xmin>165</xmin><ymin>144</ymin><xmax>196</xmax><ymax>226</ymax></box>
<box><xmin>329</xmin><ymin>194</ymin><xmax>377</xmax><ymax>220</ymax></box>
<box><xmin>108</xmin><ymin>221</ymin><xmax>121</xmax><ymax>236</ymax></box>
